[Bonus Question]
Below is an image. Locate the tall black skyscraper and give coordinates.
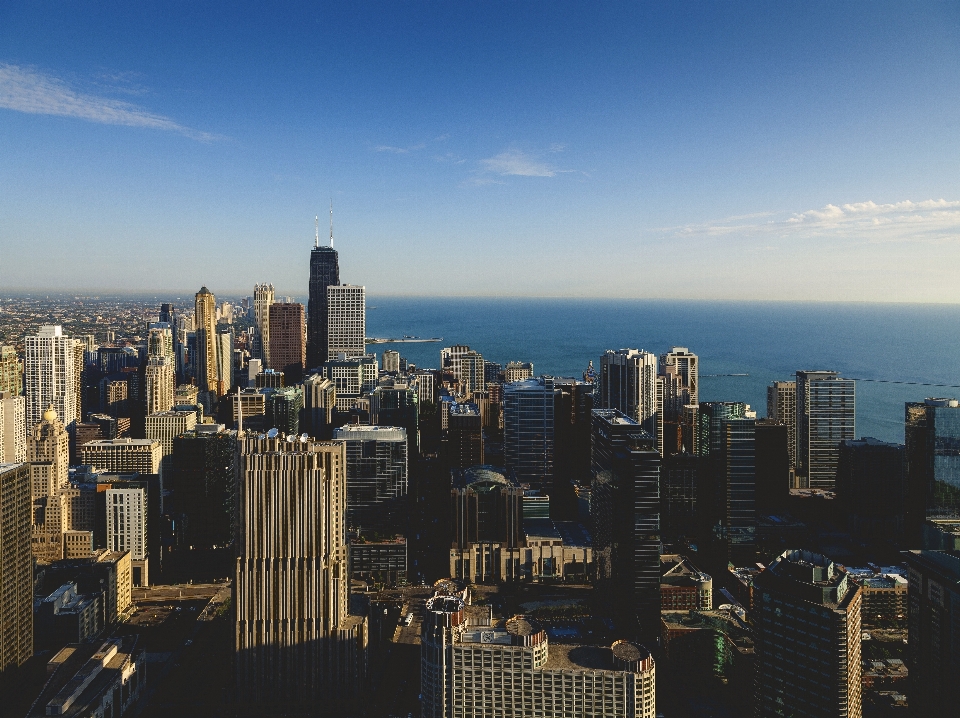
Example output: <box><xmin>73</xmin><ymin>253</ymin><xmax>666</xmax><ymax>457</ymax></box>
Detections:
<box><xmin>307</xmin><ymin>210</ymin><xmax>340</xmax><ymax>370</ymax></box>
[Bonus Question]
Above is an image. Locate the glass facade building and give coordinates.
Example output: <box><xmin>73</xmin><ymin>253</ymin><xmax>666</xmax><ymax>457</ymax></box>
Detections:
<box><xmin>307</xmin><ymin>245</ymin><xmax>340</xmax><ymax>369</ymax></box>
<box><xmin>906</xmin><ymin>398</ymin><xmax>960</xmax><ymax>542</ymax></box>
<box><xmin>503</xmin><ymin>377</ymin><xmax>556</xmax><ymax>493</ymax></box>
<box><xmin>796</xmin><ymin>370</ymin><xmax>856</xmax><ymax>490</ymax></box>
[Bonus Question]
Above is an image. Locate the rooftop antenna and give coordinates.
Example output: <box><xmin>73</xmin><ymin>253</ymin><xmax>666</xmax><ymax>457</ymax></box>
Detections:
<box><xmin>329</xmin><ymin>199</ymin><xmax>334</xmax><ymax>248</ymax></box>
<box><xmin>315</xmin><ymin>215</ymin><xmax>319</xmax><ymax>249</ymax></box>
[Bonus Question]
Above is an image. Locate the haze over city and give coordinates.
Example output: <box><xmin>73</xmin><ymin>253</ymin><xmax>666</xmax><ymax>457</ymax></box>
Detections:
<box><xmin>3</xmin><ymin>2</ymin><xmax>960</xmax><ymax>300</ymax></box>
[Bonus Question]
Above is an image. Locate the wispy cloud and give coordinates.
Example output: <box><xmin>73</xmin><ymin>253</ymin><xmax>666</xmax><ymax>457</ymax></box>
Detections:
<box><xmin>660</xmin><ymin>199</ymin><xmax>960</xmax><ymax>245</ymax></box>
<box><xmin>479</xmin><ymin>149</ymin><xmax>556</xmax><ymax>177</ymax></box>
<box><xmin>373</xmin><ymin>142</ymin><xmax>426</xmax><ymax>154</ymax></box>
<box><xmin>0</xmin><ymin>63</ymin><xmax>218</xmax><ymax>141</ymax></box>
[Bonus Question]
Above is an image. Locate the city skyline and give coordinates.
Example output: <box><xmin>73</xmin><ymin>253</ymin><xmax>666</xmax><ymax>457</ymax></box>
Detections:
<box><xmin>2</xmin><ymin>3</ymin><xmax>960</xmax><ymax>300</ymax></box>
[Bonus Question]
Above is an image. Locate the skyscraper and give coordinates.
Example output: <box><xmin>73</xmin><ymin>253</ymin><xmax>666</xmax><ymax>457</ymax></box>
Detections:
<box><xmin>767</xmin><ymin>380</ymin><xmax>797</xmax><ymax>467</ymax></box>
<box><xmin>268</xmin><ymin>302</ymin><xmax>306</xmax><ymax>381</ymax></box>
<box><xmin>905</xmin><ymin>397</ymin><xmax>960</xmax><ymax>543</ymax></box>
<box><xmin>216</xmin><ymin>322</ymin><xmax>234</xmax><ymax>394</ymax></box>
<box><xmin>753</xmin><ymin>550</ymin><xmax>862</xmax><ymax>718</ymax></box>
<box><xmin>599</xmin><ymin>349</ymin><xmax>658</xmax><ymax>438</ymax></box>
<box><xmin>235</xmin><ymin>434</ymin><xmax>365</xmax><ymax>704</ymax></box>
<box><xmin>503</xmin><ymin>377</ymin><xmax>557</xmax><ymax>492</ymax></box>
<box><xmin>0</xmin><ymin>345</ymin><xmax>22</xmax><ymax>396</ymax></box>
<box><xmin>0</xmin><ymin>462</ymin><xmax>32</xmax><ymax>672</ymax></box>
<box><xmin>591</xmin><ymin>409</ymin><xmax>661</xmax><ymax>640</ymax></box>
<box><xmin>307</xmin><ymin>212</ymin><xmax>340</xmax><ymax>369</ymax></box>
<box><xmin>25</xmin><ymin>325</ymin><xmax>80</xmax><ymax>431</ymax></box>
<box><xmin>902</xmin><ymin>549</ymin><xmax>960</xmax><ymax>717</ymax></box>
<box><xmin>796</xmin><ymin>371</ymin><xmax>856</xmax><ymax>489</ymax></box>
<box><xmin>0</xmin><ymin>391</ymin><xmax>26</xmax><ymax>463</ymax></box>
<box><xmin>327</xmin><ymin>285</ymin><xmax>366</xmax><ymax>358</ymax></box>
<box><xmin>252</xmin><ymin>283</ymin><xmax>275</xmax><ymax>365</ymax></box>
<box><xmin>145</xmin><ymin>323</ymin><xmax>175</xmax><ymax>415</ymax></box>
<box><xmin>194</xmin><ymin>287</ymin><xmax>219</xmax><ymax>396</ymax></box>
<box><xmin>660</xmin><ymin>346</ymin><xmax>698</xmax><ymax>405</ymax></box>
<box><xmin>333</xmin><ymin>424</ymin><xmax>408</xmax><ymax>533</ymax></box>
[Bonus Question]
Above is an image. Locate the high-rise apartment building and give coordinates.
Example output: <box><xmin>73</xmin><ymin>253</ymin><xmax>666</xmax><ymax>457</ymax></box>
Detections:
<box><xmin>456</xmin><ymin>350</ymin><xmax>485</xmax><ymax>395</ymax></box>
<box><xmin>145</xmin><ymin>409</ymin><xmax>197</xmax><ymax>485</ymax></box>
<box><xmin>902</xmin><ymin>549</ymin><xmax>960</xmax><ymax>717</ymax></box>
<box><xmin>767</xmin><ymin>380</ymin><xmax>797</xmax><ymax>467</ymax></box>
<box><xmin>421</xmin><ymin>591</ymin><xmax>656</xmax><ymax>718</ymax></box>
<box><xmin>599</xmin><ymin>349</ymin><xmax>658</xmax><ymax>438</ymax></box>
<box><xmin>716</xmin><ymin>417</ymin><xmax>757</xmax><ymax>560</ymax></box>
<box><xmin>753</xmin><ymin>550</ymin><xmax>862</xmax><ymax>718</ymax></box>
<box><xmin>307</xmin><ymin>220</ymin><xmax>340</xmax><ymax>369</ymax></box>
<box><xmin>503</xmin><ymin>377</ymin><xmax>557</xmax><ymax>492</ymax></box>
<box><xmin>268</xmin><ymin>302</ymin><xmax>306</xmax><ymax>380</ymax></box>
<box><xmin>321</xmin><ymin>354</ymin><xmax>378</xmax><ymax>411</ymax></box>
<box><xmin>327</xmin><ymin>285</ymin><xmax>366</xmax><ymax>358</ymax></box>
<box><xmin>252</xmin><ymin>283</ymin><xmax>275</xmax><ymax>366</ymax></box>
<box><xmin>0</xmin><ymin>462</ymin><xmax>32</xmax><ymax>672</ymax></box>
<box><xmin>332</xmin><ymin>424</ymin><xmax>408</xmax><ymax>533</ymax></box>
<box><xmin>796</xmin><ymin>371</ymin><xmax>855</xmax><ymax>489</ymax></box>
<box><xmin>591</xmin><ymin>410</ymin><xmax>661</xmax><ymax>640</ymax></box>
<box><xmin>235</xmin><ymin>434</ymin><xmax>365</xmax><ymax>705</ymax></box>
<box><xmin>660</xmin><ymin>346</ymin><xmax>698</xmax><ymax>405</ymax></box>
<box><xmin>28</xmin><ymin>406</ymin><xmax>70</xmax><ymax>501</ymax></box>
<box><xmin>0</xmin><ymin>391</ymin><xmax>26</xmax><ymax>463</ymax></box>
<box><xmin>194</xmin><ymin>287</ymin><xmax>219</xmax><ymax>395</ymax></box>
<box><xmin>216</xmin><ymin>323</ymin><xmax>234</xmax><ymax>395</ymax></box>
<box><xmin>0</xmin><ymin>345</ymin><xmax>22</xmax><ymax>395</ymax></box>
<box><xmin>25</xmin><ymin>325</ymin><xmax>80</xmax><ymax>431</ymax></box>
<box><xmin>303</xmin><ymin>374</ymin><xmax>336</xmax><ymax>439</ymax></box>
<box><xmin>905</xmin><ymin>398</ymin><xmax>960</xmax><ymax>542</ymax></box>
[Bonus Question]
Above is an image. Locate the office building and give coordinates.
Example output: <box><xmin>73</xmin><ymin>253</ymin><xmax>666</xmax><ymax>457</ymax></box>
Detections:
<box><xmin>145</xmin><ymin>409</ymin><xmax>197</xmax><ymax>487</ymax></box>
<box><xmin>370</xmin><ymin>380</ymin><xmax>420</xmax><ymax>455</ymax></box>
<box><xmin>715</xmin><ymin>417</ymin><xmax>757</xmax><ymax>560</ymax></box>
<box><xmin>252</xmin><ymin>283</ymin><xmax>275</xmax><ymax>365</ymax></box>
<box><xmin>660</xmin><ymin>554</ymin><xmax>713</xmax><ymax>611</ymax></box>
<box><xmin>553</xmin><ymin>378</ymin><xmax>594</xmax><ymax>502</ymax></box>
<box><xmin>268</xmin><ymin>302</ymin><xmax>305</xmax><ymax>381</ymax></box>
<box><xmin>79</xmin><ymin>438</ymin><xmax>162</xmax><ymax>476</ymax></box>
<box><xmin>216</xmin><ymin>322</ymin><xmax>234</xmax><ymax>394</ymax></box>
<box><xmin>447</xmin><ymin>402</ymin><xmax>483</xmax><ymax>469</ymax></box>
<box><xmin>0</xmin><ymin>391</ymin><xmax>26</xmax><ymax>463</ymax></box>
<box><xmin>25</xmin><ymin>325</ymin><xmax>80</xmax><ymax>431</ymax></box>
<box><xmin>421</xmin><ymin>591</ymin><xmax>656</xmax><ymax>718</ymax></box>
<box><xmin>382</xmin><ymin>350</ymin><xmax>400</xmax><ymax>373</ymax></box>
<box><xmin>144</xmin><ymin>352</ymin><xmax>175</xmax><ymax>416</ymax></box>
<box><xmin>0</xmin><ymin>462</ymin><xmax>32</xmax><ymax>671</ymax></box>
<box><xmin>171</xmin><ymin>425</ymin><xmax>236</xmax><ymax>549</ymax></box>
<box><xmin>303</xmin><ymin>374</ymin><xmax>336</xmax><ymax>439</ymax></box>
<box><xmin>836</xmin><ymin>437</ymin><xmax>905</xmax><ymax>545</ymax></box>
<box><xmin>333</xmin><ymin>424</ymin><xmax>408</xmax><ymax>534</ymax></box>
<box><xmin>456</xmin><ymin>350</ymin><xmax>485</xmax><ymax>395</ymax></box>
<box><xmin>767</xmin><ymin>380</ymin><xmax>797</xmax><ymax>467</ymax></box>
<box><xmin>349</xmin><ymin>535</ymin><xmax>407</xmax><ymax>584</ymax></box>
<box><xmin>254</xmin><ymin>368</ymin><xmax>284</xmax><ymax>389</ymax></box>
<box><xmin>265</xmin><ymin>386</ymin><xmax>304</xmax><ymax>436</ymax></box>
<box><xmin>660</xmin><ymin>453</ymin><xmax>700</xmax><ymax>539</ymax></box>
<box><xmin>591</xmin><ymin>410</ymin><xmax>661</xmax><ymax>640</ymax></box>
<box><xmin>307</xmin><ymin>220</ymin><xmax>340</xmax><ymax>369</ymax></box>
<box><xmin>411</xmin><ymin>369</ymin><xmax>435</xmax><ymax>406</ymax></box>
<box><xmin>796</xmin><ymin>371</ymin><xmax>856</xmax><ymax>489</ymax></box>
<box><xmin>754</xmin><ymin>419</ymin><xmax>791</xmax><ymax>513</ymax></box>
<box><xmin>235</xmin><ymin>434</ymin><xmax>366</xmax><ymax>704</ymax></box>
<box><xmin>753</xmin><ymin>550</ymin><xmax>862</xmax><ymax>718</ymax></box>
<box><xmin>0</xmin><ymin>345</ymin><xmax>22</xmax><ymax>395</ymax></box>
<box><xmin>28</xmin><ymin>406</ymin><xmax>70</xmax><ymax>500</ymax></box>
<box><xmin>902</xmin><ymin>550</ymin><xmax>960</xmax><ymax>717</ymax></box>
<box><xmin>599</xmin><ymin>349</ymin><xmax>658</xmax><ymax>438</ymax></box>
<box><xmin>694</xmin><ymin>401</ymin><xmax>747</xmax><ymax>458</ymax></box>
<box><xmin>194</xmin><ymin>287</ymin><xmax>219</xmax><ymax>395</ymax></box>
<box><xmin>503</xmin><ymin>361</ymin><xmax>534</xmax><ymax>384</ymax></box>
<box><xmin>905</xmin><ymin>398</ymin><xmax>960</xmax><ymax>542</ymax></box>
<box><xmin>327</xmin><ymin>285</ymin><xmax>366</xmax><ymax>359</ymax></box>
<box><xmin>322</xmin><ymin>354</ymin><xmax>378</xmax><ymax>411</ymax></box>
<box><xmin>503</xmin><ymin>377</ymin><xmax>557</xmax><ymax>492</ymax></box>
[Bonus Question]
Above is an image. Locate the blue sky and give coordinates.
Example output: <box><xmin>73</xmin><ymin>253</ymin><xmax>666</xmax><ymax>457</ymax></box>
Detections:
<box><xmin>2</xmin><ymin>2</ymin><xmax>960</xmax><ymax>300</ymax></box>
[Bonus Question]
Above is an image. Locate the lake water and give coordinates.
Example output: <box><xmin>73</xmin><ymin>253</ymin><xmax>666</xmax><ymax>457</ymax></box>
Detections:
<box><xmin>366</xmin><ymin>297</ymin><xmax>960</xmax><ymax>445</ymax></box>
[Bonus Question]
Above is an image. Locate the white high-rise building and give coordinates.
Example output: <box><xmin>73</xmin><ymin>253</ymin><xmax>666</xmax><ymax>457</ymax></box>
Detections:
<box><xmin>599</xmin><ymin>349</ymin><xmax>659</xmax><ymax>438</ymax></box>
<box><xmin>0</xmin><ymin>391</ymin><xmax>26</xmax><ymax>463</ymax></box>
<box><xmin>327</xmin><ymin>285</ymin><xmax>366</xmax><ymax>358</ymax></box>
<box><xmin>106</xmin><ymin>485</ymin><xmax>148</xmax><ymax>585</ymax></box>
<box><xmin>24</xmin><ymin>325</ymin><xmax>80</xmax><ymax>431</ymax></box>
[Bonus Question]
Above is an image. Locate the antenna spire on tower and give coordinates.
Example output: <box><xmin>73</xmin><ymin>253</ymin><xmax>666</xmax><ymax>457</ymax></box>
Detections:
<box><xmin>329</xmin><ymin>199</ymin><xmax>334</xmax><ymax>247</ymax></box>
<box><xmin>315</xmin><ymin>215</ymin><xmax>319</xmax><ymax>249</ymax></box>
